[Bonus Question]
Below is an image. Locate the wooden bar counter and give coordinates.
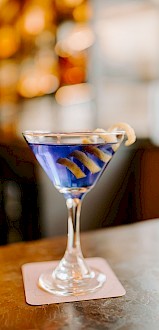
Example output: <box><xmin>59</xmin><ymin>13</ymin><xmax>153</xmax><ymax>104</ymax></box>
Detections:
<box><xmin>0</xmin><ymin>219</ymin><xmax>159</xmax><ymax>329</ymax></box>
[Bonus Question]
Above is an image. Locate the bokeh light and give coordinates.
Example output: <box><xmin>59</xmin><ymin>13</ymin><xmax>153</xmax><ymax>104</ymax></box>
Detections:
<box><xmin>23</xmin><ymin>6</ymin><xmax>46</xmax><ymax>36</ymax></box>
<box><xmin>0</xmin><ymin>0</ymin><xmax>92</xmax><ymax>113</ymax></box>
<box><xmin>0</xmin><ymin>26</ymin><xmax>20</xmax><ymax>58</ymax></box>
<box><xmin>55</xmin><ymin>83</ymin><xmax>93</xmax><ymax>106</ymax></box>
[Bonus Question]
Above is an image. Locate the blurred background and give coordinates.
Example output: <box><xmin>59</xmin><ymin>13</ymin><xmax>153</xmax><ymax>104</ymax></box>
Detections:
<box><xmin>1</xmin><ymin>0</ymin><xmax>159</xmax><ymax>244</ymax></box>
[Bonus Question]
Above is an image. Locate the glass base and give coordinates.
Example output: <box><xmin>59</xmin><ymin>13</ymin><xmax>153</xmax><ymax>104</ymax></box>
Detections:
<box><xmin>38</xmin><ymin>267</ymin><xmax>106</xmax><ymax>296</ymax></box>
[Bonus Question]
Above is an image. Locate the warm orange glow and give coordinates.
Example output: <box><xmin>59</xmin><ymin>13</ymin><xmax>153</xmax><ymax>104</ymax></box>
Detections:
<box><xmin>63</xmin><ymin>66</ymin><xmax>85</xmax><ymax>84</ymax></box>
<box><xmin>23</xmin><ymin>6</ymin><xmax>45</xmax><ymax>35</ymax></box>
<box><xmin>0</xmin><ymin>26</ymin><xmax>20</xmax><ymax>58</ymax></box>
<box><xmin>68</xmin><ymin>51</ymin><xmax>86</xmax><ymax>66</ymax></box>
<box><xmin>55</xmin><ymin>0</ymin><xmax>84</xmax><ymax>12</ymax></box>
<box><xmin>18</xmin><ymin>58</ymin><xmax>59</xmax><ymax>98</ymax></box>
<box><xmin>0</xmin><ymin>61</ymin><xmax>18</xmax><ymax>89</ymax></box>
<box><xmin>73</xmin><ymin>2</ymin><xmax>92</xmax><ymax>22</ymax></box>
<box><xmin>55</xmin><ymin>83</ymin><xmax>93</xmax><ymax>106</ymax></box>
<box><xmin>0</xmin><ymin>0</ymin><xmax>92</xmax><ymax>102</ymax></box>
<box><xmin>0</xmin><ymin>0</ymin><xmax>20</xmax><ymax>24</ymax></box>
<box><xmin>38</xmin><ymin>74</ymin><xmax>59</xmax><ymax>94</ymax></box>
<box><xmin>18</xmin><ymin>75</ymin><xmax>40</xmax><ymax>98</ymax></box>
<box><xmin>63</xmin><ymin>0</ymin><xmax>84</xmax><ymax>8</ymax></box>
<box><xmin>18</xmin><ymin>73</ymin><xmax>59</xmax><ymax>98</ymax></box>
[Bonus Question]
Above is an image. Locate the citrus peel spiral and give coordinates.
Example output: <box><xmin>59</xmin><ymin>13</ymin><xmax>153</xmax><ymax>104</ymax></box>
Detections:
<box><xmin>56</xmin><ymin>122</ymin><xmax>136</xmax><ymax>179</ymax></box>
<box><xmin>57</xmin><ymin>158</ymin><xmax>86</xmax><ymax>179</ymax></box>
<box><xmin>107</xmin><ymin>122</ymin><xmax>136</xmax><ymax>146</ymax></box>
<box><xmin>70</xmin><ymin>150</ymin><xmax>101</xmax><ymax>174</ymax></box>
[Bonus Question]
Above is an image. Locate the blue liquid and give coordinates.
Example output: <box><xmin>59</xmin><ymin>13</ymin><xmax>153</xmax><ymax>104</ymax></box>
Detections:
<box><xmin>29</xmin><ymin>143</ymin><xmax>116</xmax><ymax>197</ymax></box>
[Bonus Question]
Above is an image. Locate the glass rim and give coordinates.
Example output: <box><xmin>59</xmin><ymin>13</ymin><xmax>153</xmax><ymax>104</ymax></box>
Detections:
<box><xmin>22</xmin><ymin>130</ymin><xmax>125</xmax><ymax>137</ymax></box>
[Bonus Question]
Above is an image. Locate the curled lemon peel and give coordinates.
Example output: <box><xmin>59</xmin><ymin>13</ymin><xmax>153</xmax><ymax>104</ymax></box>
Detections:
<box><xmin>84</xmin><ymin>145</ymin><xmax>112</xmax><ymax>163</ymax></box>
<box><xmin>82</xmin><ymin>138</ymin><xmax>91</xmax><ymax>144</ymax></box>
<box><xmin>57</xmin><ymin>158</ymin><xmax>86</xmax><ymax>179</ymax></box>
<box><xmin>57</xmin><ymin>123</ymin><xmax>136</xmax><ymax>179</ymax></box>
<box><xmin>107</xmin><ymin>122</ymin><xmax>136</xmax><ymax>146</ymax></box>
<box><xmin>94</xmin><ymin>128</ymin><xmax>118</xmax><ymax>144</ymax></box>
<box><xmin>70</xmin><ymin>150</ymin><xmax>101</xmax><ymax>174</ymax></box>
<box><xmin>82</xmin><ymin>122</ymin><xmax>135</xmax><ymax>153</ymax></box>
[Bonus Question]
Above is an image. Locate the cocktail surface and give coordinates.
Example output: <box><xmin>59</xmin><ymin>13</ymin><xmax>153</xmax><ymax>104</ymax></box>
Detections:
<box><xmin>29</xmin><ymin>142</ymin><xmax>117</xmax><ymax>194</ymax></box>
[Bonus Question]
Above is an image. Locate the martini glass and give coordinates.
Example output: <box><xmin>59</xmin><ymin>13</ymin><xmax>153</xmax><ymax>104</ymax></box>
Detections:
<box><xmin>23</xmin><ymin>130</ymin><xmax>125</xmax><ymax>296</ymax></box>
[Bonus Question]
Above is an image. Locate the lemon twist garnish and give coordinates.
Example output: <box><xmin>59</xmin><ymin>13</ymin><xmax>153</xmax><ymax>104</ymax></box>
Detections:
<box><xmin>94</xmin><ymin>128</ymin><xmax>120</xmax><ymax>152</ymax></box>
<box><xmin>94</xmin><ymin>128</ymin><xmax>118</xmax><ymax>144</ymax></box>
<box><xmin>57</xmin><ymin>158</ymin><xmax>86</xmax><ymax>179</ymax></box>
<box><xmin>84</xmin><ymin>146</ymin><xmax>112</xmax><ymax>163</ymax></box>
<box><xmin>57</xmin><ymin>122</ymin><xmax>136</xmax><ymax>179</ymax></box>
<box><xmin>108</xmin><ymin>122</ymin><xmax>136</xmax><ymax>146</ymax></box>
<box><xmin>82</xmin><ymin>138</ymin><xmax>91</xmax><ymax>144</ymax></box>
<box><xmin>82</xmin><ymin>123</ymin><xmax>136</xmax><ymax>147</ymax></box>
<box><xmin>70</xmin><ymin>150</ymin><xmax>101</xmax><ymax>174</ymax></box>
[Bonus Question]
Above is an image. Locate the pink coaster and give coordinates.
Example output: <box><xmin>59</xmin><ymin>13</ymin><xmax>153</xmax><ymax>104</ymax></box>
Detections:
<box><xmin>22</xmin><ymin>258</ymin><xmax>126</xmax><ymax>305</ymax></box>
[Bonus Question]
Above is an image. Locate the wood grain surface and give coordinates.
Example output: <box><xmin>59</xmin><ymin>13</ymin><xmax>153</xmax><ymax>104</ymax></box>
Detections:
<box><xmin>0</xmin><ymin>219</ymin><xmax>159</xmax><ymax>329</ymax></box>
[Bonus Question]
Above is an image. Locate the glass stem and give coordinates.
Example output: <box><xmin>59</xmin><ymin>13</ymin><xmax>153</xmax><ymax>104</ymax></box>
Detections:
<box><xmin>53</xmin><ymin>196</ymin><xmax>91</xmax><ymax>281</ymax></box>
<box><xmin>66</xmin><ymin>197</ymin><xmax>83</xmax><ymax>256</ymax></box>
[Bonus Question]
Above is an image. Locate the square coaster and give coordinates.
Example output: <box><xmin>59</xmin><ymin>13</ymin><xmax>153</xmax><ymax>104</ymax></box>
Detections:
<box><xmin>22</xmin><ymin>258</ymin><xmax>126</xmax><ymax>305</ymax></box>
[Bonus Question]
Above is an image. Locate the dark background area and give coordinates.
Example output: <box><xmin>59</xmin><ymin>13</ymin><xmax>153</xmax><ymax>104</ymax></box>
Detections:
<box><xmin>0</xmin><ymin>137</ymin><xmax>159</xmax><ymax>245</ymax></box>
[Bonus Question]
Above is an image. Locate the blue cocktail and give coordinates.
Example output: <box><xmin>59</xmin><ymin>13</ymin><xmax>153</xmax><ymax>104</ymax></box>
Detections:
<box><xmin>29</xmin><ymin>142</ymin><xmax>117</xmax><ymax>199</ymax></box>
<box><xmin>23</xmin><ymin>129</ymin><xmax>133</xmax><ymax>296</ymax></box>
